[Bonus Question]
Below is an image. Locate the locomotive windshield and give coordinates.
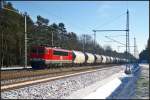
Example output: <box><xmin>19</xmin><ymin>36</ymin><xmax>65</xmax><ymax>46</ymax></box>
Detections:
<box><xmin>53</xmin><ymin>50</ymin><xmax>68</xmax><ymax>56</ymax></box>
<box><xmin>31</xmin><ymin>48</ymin><xmax>37</xmax><ymax>53</ymax></box>
<box><xmin>31</xmin><ymin>47</ymin><xmax>45</xmax><ymax>54</ymax></box>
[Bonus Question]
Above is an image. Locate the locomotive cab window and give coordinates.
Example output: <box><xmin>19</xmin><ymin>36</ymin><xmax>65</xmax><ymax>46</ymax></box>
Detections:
<box><xmin>31</xmin><ymin>48</ymin><xmax>37</xmax><ymax>53</ymax></box>
<box><xmin>38</xmin><ymin>48</ymin><xmax>45</xmax><ymax>54</ymax></box>
<box><xmin>53</xmin><ymin>50</ymin><xmax>68</xmax><ymax>56</ymax></box>
<box><xmin>31</xmin><ymin>48</ymin><xmax>45</xmax><ymax>54</ymax></box>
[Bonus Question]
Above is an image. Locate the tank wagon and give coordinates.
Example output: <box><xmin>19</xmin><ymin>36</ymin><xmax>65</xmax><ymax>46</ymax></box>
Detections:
<box><xmin>72</xmin><ymin>50</ymin><xmax>85</xmax><ymax>64</ymax></box>
<box><xmin>30</xmin><ymin>46</ymin><xmax>128</xmax><ymax>69</ymax></box>
<box><xmin>94</xmin><ymin>54</ymin><xmax>102</xmax><ymax>64</ymax></box>
<box><xmin>85</xmin><ymin>52</ymin><xmax>95</xmax><ymax>64</ymax></box>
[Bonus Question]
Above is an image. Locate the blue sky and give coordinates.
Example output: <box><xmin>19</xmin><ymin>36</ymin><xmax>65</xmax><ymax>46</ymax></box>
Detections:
<box><xmin>10</xmin><ymin>1</ymin><xmax>149</xmax><ymax>54</ymax></box>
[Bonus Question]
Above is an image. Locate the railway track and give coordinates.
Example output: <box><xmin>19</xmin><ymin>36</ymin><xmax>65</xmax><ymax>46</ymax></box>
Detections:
<box><xmin>1</xmin><ymin>64</ymin><xmax>123</xmax><ymax>91</ymax></box>
<box><xmin>1</xmin><ymin>64</ymin><xmax>120</xmax><ymax>80</ymax></box>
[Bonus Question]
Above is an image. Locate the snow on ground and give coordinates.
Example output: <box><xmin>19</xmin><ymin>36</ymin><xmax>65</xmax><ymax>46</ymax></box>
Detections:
<box><xmin>82</xmin><ymin>64</ymin><xmax>141</xmax><ymax>99</ymax></box>
<box><xmin>1</xmin><ymin>66</ymin><xmax>122</xmax><ymax>99</ymax></box>
<box><xmin>133</xmin><ymin>64</ymin><xmax>149</xmax><ymax>99</ymax></box>
<box><xmin>2</xmin><ymin>64</ymin><xmax>142</xmax><ymax>99</ymax></box>
<box><xmin>139</xmin><ymin>64</ymin><xmax>149</xmax><ymax>68</ymax></box>
<box><xmin>83</xmin><ymin>78</ymin><xmax>121</xmax><ymax>99</ymax></box>
<box><xmin>66</xmin><ymin>71</ymin><xmax>123</xmax><ymax>99</ymax></box>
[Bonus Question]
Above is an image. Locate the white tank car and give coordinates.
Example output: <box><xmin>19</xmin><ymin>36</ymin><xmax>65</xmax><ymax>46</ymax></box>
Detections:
<box><xmin>101</xmin><ymin>55</ymin><xmax>107</xmax><ymax>63</ymax></box>
<box><xmin>108</xmin><ymin>56</ymin><xmax>111</xmax><ymax>63</ymax></box>
<box><xmin>120</xmin><ymin>58</ymin><xmax>122</xmax><ymax>62</ymax></box>
<box><xmin>114</xmin><ymin>57</ymin><xmax>117</xmax><ymax>63</ymax></box>
<box><xmin>123</xmin><ymin>59</ymin><xmax>125</xmax><ymax>62</ymax></box>
<box><xmin>127</xmin><ymin>59</ymin><xmax>129</xmax><ymax>63</ymax></box>
<box><xmin>125</xmin><ymin>59</ymin><xmax>128</xmax><ymax>63</ymax></box>
<box><xmin>120</xmin><ymin>58</ymin><xmax>122</xmax><ymax>63</ymax></box>
<box><xmin>122</xmin><ymin>59</ymin><xmax>125</xmax><ymax>63</ymax></box>
<box><xmin>106</xmin><ymin>56</ymin><xmax>110</xmax><ymax>63</ymax></box>
<box><xmin>118</xmin><ymin>58</ymin><xmax>121</xmax><ymax>63</ymax></box>
<box><xmin>113</xmin><ymin>57</ymin><xmax>115</xmax><ymax>63</ymax></box>
<box><xmin>121</xmin><ymin>58</ymin><xmax>124</xmax><ymax>63</ymax></box>
<box><xmin>113</xmin><ymin>57</ymin><xmax>117</xmax><ymax>63</ymax></box>
<box><xmin>72</xmin><ymin>50</ymin><xmax>85</xmax><ymax>64</ymax></box>
<box><xmin>109</xmin><ymin>56</ymin><xmax>112</xmax><ymax>63</ymax></box>
<box><xmin>116</xmin><ymin>58</ymin><xmax>119</xmax><ymax>63</ymax></box>
<box><xmin>110</xmin><ymin>57</ymin><xmax>113</xmax><ymax>63</ymax></box>
<box><xmin>85</xmin><ymin>52</ymin><xmax>95</xmax><ymax>64</ymax></box>
<box><xmin>119</xmin><ymin>58</ymin><xmax>121</xmax><ymax>63</ymax></box>
<box><xmin>124</xmin><ymin>59</ymin><xmax>126</xmax><ymax>63</ymax></box>
<box><xmin>95</xmin><ymin>54</ymin><xmax>102</xmax><ymax>63</ymax></box>
<box><xmin>105</xmin><ymin>56</ymin><xmax>108</xmax><ymax>63</ymax></box>
<box><xmin>122</xmin><ymin>58</ymin><xmax>124</xmax><ymax>62</ymax></box>
<box><xmin>126</xmin><ymin>59</ymin><xmax>128</xmax><ymax>63</ymax></box>
<box><xmin>123</xmin><ymin>59</ymin><xmax>126</xmax><ymax>63</ymax></box>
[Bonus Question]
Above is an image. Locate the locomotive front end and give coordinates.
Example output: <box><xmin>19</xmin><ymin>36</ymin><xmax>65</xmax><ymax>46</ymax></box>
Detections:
<box><xmin>30</xmin><ymin>46</ymin><xmax>48</xmax><ymax>69</ymax></box>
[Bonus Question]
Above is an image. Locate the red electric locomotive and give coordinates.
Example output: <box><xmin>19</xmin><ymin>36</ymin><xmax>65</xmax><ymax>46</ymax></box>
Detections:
<box><xmin>30</xmin><ymin>46</ymin><xmax>73</xmax><ymax>69</ymax></box>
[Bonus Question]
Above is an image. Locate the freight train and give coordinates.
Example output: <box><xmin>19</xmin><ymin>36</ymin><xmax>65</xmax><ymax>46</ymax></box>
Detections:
<box><xmin>30</xmin><ymin>46</ymin><xmax>129</xmax><ymax>69</ymax></box>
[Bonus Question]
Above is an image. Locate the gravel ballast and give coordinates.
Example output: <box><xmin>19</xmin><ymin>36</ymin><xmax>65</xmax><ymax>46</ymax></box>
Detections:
<box><xmin>1</xmin><ymin>66</ymin><xmax>123</xmax><ymax>99</ymax></box>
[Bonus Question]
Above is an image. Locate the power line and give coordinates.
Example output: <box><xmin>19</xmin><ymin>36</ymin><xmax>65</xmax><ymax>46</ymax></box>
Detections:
<box><xmin>93</xmin><ymin>29</ymin><xmax>127</xmax><ymax>32</ymax></box>
<box><xmin>105</xmin><ymin>35</ymin><xmax>126</xmax><ymax>37</ymax></box>
<box><xmin>93</xmin><ymin>10</ymin><xmax>132</xmax><ymax>74</ymax></box>
<box><xmin>105</xmin><ymin>36</ymin><xmax>125</xmax><ymax>46</ymax></box>
<box><xmin>95</xmin><ymin>12</ymin><xmax>126</xmax><ymax>29</ymax></box>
